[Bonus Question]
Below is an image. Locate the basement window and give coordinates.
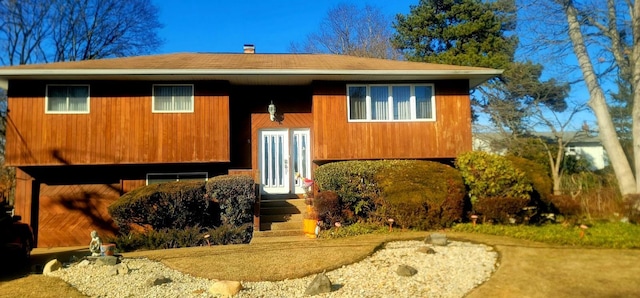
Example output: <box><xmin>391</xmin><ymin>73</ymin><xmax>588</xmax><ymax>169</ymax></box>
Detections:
<box><xmin>146</xmin><ymin>172</ymin><xmax>208</xmax><ymax>185</ymax></box>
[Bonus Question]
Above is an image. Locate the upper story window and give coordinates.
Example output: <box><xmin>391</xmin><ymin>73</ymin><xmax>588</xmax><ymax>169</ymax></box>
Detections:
<box><xmin>146</xmin><ymin>172</ymin><xmax>208</xmax><ymax>185</ymax></box>
<box><xmin>46</xmin><ymin>85</ymin><xmax>90</xmax><ymax>114</ymax></box>
<box><xmin>347</xmin><ymin>84</ymin><xmax>435</xmax><ymax>122</ymax></box>
<box><xmin>152</xmin><ymin>84</ymin><xmax>194</xmax><ymax>113</ymax></box>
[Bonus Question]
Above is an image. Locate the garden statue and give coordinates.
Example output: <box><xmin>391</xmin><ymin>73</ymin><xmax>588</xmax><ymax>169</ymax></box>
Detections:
<box><xmin>89</xmin><ymin>230</ymin><xmax>102</xmax><ymax>256</ymax></box>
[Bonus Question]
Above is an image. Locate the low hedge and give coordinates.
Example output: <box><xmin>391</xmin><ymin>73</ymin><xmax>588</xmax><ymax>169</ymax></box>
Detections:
<box><xmin>108</xmin><ymin>181</ymin><xmax>217</xmax><ymax>233</ymax></box>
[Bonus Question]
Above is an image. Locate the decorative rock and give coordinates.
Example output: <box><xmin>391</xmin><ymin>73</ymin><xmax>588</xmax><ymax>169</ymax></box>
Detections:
<box><xmin>208</xmin><ymin>280</ymin><xmax>243</xmax><ymax>296</ymax></box>
<box><xmin>77</xmin><ymin>260</ymin><xmax>91</xmax><ymax>267</ymax></box>
<box><xmin>397</xmin><ymin>264</ymin><xmax>418</xmax><ymax>277</ymax></box>
<box><xmin>304</xmin><ymin>272</ymin><xmax>332</xmax><ymax>296</ymax></box>
<box><xmin>416</xmin><ymin>246</ymin><xmax>436</xmax><ymax>254</ymax></box>
<box><xmin>42</xmin><ymin>259</ymin><xmax>62</xmax><ymax>276</ymax></box>
<box><xmin>147</xmin><ymin>275</ymin><xmax>172</xmax><ymax>287</ymax></box>
<box><xmin>95</xmin><ymin>256</ymin><xmax>120</xmax><ymax>266</ymax></box>
<box><xmin>425</xmin><ymin>233</ymin><xmax>448</xmax><ymax>246</ymax></box>
<box><xmin>108</xmin><ymin>263</ymin><xmax>130</xmax><ymax>276</ymax></box>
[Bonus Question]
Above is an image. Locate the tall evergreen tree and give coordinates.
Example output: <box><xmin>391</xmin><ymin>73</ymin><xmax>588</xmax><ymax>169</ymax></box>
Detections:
<box><xmin>393</xmin><ymin>0</ymin><xmax>575</xmax><ymax>195</ymax></box>
<box><xmin>392</xmin><ymin>0</ymin><xmax>517</xmax><ymax>69</ymax></box>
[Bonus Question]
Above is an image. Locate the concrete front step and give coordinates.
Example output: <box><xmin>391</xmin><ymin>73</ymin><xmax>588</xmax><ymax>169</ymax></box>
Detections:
<box><xmin>260</xmin><ymin>198</ymin><xmax>308</xmax><ymax>208</ymax></box>
<box><xmin>261</xmin><ymin>213</ymin><xmax>304</xmax><ymax>223</ymax></box>
<box><xmin>253</xmin><ymin>229</ymin><xmax>305</xmax><ymax>237</ymax></box>
<box><xmin>258</xmin><ymin>197</ymin><xmax>310</xmax><ymax>234</ymax></box>
<box><xmin>261</xmin><ymin>206</ymin><xmax>304</xmax><ymax>216</ymax></box>
<box><xmin>262</xmin><ymin>220</ymin><xmax>304</xmax><ymax>231</ymax></box>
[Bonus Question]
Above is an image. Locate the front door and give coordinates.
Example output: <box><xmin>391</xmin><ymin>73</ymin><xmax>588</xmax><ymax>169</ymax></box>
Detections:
<box><xmin>259</xmin><ymin>129</ymin><xmax>311</xmax><ymax>194</ymax></box>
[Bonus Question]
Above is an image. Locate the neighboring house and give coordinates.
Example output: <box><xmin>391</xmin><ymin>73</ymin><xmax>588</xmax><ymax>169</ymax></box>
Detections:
<box><xmin>0</xmin><ymin>46</ymin><xmax>501</xmax><ymax>247</ymax></box>
<box><xmin>472</xmin><ymin>132</ymin><xmax>608</xmax><ymax>170</ymax></box>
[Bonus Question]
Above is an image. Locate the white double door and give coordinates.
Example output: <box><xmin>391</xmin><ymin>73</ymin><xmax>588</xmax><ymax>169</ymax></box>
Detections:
<box><xmin>259</xmin><ymin>129</ymin><xmax>311</xmax><ymax>194</ymax></box>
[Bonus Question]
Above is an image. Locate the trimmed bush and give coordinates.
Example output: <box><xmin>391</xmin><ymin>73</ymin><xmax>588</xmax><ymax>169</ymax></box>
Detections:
<box><xmin>108</xmin><ymin>181</ymin><xmax>217</xmax><ymax>232</ymax></box>
<box><xmin>314</xmin><ymin>191</ymin><xmax>343</xmax><ymax>227</ymax></box>
<box><xmin>205</xmin><ymin>175</ymin><xmax>256</xmax><ymax>243</ymax></box>
<box><xmin>473</xmin><ymin>196</ymin><xmax>530</xmax><ymax>223</ymax></box>
<box><xmin>455</xmin><ymin>151</ymin><xmax>532</xmax><ymax>203</ymax></box>
<box><xmin>507</xmin><ymin>156</ymin><xmax>552</xmax><ymax>203</ymax></box>
<box><xmin>375</xmin><ymin>161</ymin><xmax>466</xmax><ymax>230</ymax></box>
<box><xmin>315</xmin><ymin>160</ymin><xmax>421</xmax><ymax>220</ymax></box>
<box><xmin>548</xmin><ymin>194</ymin><xmax>581</xmax><ymax>221</ymax></box>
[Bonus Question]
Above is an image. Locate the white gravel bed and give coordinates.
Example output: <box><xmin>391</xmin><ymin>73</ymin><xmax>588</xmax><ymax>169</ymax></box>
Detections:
<box><xmin>49</xmin><ymin>240</ymin><xmax>498</xmax><ymax>298</ymax></box>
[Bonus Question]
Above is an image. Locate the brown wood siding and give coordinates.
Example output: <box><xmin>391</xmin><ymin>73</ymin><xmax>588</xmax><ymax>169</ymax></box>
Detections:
<box><xmin>13</xmin><ymin>169</ymin><xmax>33</xmax><ymax>225</ymax></box>
<box><xmin>5</xmin><ymin>81</ymin><xmax>230</xmax><ymax>166</ymax></box>
<box><xmin>121</xmin><ymin>179</ymin><xmax>146</xmax><ymax>193</ymax></box>
<box><xmin>37</xmin><ymin>183</ymin><xmax>121</xmax><ymax>247</ymax></box>
<box><xmin>250</xmin><ymin>113</ymin><xmax>313</xmax><ymax>181</ymax></box>
<box><xmin>312</xmin><ymin>81</ymin><xmax>472</xmax><ymax>160</ymax></box>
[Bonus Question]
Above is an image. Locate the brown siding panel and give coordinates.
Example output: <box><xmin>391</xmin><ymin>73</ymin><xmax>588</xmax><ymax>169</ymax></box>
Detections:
<box><xmin>5</xmin><ymin>81</ymin><xmax>230</xmax><ymax>166</ymax></box>
<box><xmin>312</xmin><ymin>81</ymin><xmax>472</xmax><ymax>160</ymax></box>
<box><xmin>37</xmin><ymin>183</ymin><xmax>121</xmax><ymax>247</ymax></box>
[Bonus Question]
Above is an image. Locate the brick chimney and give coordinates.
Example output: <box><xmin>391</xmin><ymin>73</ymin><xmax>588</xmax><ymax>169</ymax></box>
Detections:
<box><xmin>243</xmin><ymin>44</ymin><xmax>255</xmax><ymax>54</ymax></box>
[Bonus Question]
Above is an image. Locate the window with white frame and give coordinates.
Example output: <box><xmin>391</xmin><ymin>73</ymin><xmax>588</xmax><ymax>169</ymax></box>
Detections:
<box><xmin>46</xmin><ymin>85</ymin><xmax>90</xmax><ymax>113</ymax></box>
<box><xmin>347</xmin><ymin>84</ymin><xmax>435</xmax><ymax>121</ymax></box>
<box><xmin>146</xmin><ymin>172</ymin><xmax>208</xmax><ymax>185</ymax></box>
<box><xmin>152</xmin><ymin>84</ymin><xmax>194</xmax><ymax>112</ymax></box>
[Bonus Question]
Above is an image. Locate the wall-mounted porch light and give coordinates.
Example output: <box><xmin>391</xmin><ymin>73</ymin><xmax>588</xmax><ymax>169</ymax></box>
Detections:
<box><xmin>268</xmin><ymin>101</ymin><xmax>276</xmax><ymax>121</ymax></box>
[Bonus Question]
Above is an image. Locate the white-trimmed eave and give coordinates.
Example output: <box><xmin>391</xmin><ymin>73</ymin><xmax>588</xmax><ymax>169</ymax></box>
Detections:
<box><xmin>0</xmin><ymin>68</ymin><xmax>504</xmax><ymax>88</ymax></box>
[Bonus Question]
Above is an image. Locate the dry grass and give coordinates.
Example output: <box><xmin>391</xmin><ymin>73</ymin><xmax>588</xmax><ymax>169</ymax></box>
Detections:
<box><xmin>1</xmin><ymin>231</ymin><xmax>640</xmax><ymax>297</ymax></box>
<box><xmin>124</xmin><ymin>232</ymin><xmax>427</xmax><ymax>281</ymax></box>
<box><xmin>0</xmin><ymin>274</ymin><xmax>85</xmax><ymax>298</ymax></box>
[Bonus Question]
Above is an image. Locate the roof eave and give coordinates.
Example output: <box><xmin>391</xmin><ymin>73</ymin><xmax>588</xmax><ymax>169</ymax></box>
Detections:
<box><xmin>0</xmin><ymin>69</ymin><xmax>503</xmax><ymax>88</ymax></box>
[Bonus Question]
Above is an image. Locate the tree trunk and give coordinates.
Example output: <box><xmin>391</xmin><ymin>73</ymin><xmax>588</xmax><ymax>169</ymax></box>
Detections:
<box><xmin>632</xmin><ymin>0</ymin><xmax>640</xmax><ymax>193</ymax></box>
<box><xmin>562</xmin><ymin>0</ymin><xmax>637</xmax><ymax>195</ymax></box>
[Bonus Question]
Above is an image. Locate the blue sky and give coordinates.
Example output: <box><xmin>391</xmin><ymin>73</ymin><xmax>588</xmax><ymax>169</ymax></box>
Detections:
<box><xmin>154</xmin><ymin>0</ymin><xmax>417</xmax><ymax>54</ymax></box>
<box><xmin>152</xmin><ymin>0</ymin><xmax>595</xmax><ymax>129</ymax></box>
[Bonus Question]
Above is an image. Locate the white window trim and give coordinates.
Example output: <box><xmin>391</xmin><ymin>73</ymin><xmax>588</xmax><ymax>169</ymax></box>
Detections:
<box><xmin>146</xmin><ymin>172</ymin><xmax>208</xmax><ymax>185</ymax></box>
<box><xmin>346</xmin><ymin>83</ymin><xmax>436</xmax><ymax>122</ymax></box>
<box><xmin>45</xmin><ymin>84</ymin><xmax>90</xmax><ymax>114</ymax></box>
<box><xmin>152</xmin><ymin>84</ymin><xmax>195</xmax><ymax>113</ymax></box>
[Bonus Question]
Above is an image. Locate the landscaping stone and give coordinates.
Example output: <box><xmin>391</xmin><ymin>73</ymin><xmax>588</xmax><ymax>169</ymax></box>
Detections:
<box><xmin>425</xmin><ymin>233</ymin><xmax>448</xmax><ymax>246</ymax></box>
<box><xmin>304</xmin><ymin>272</ymin><xmax>332</xmax><ymax>296</ymax></box>
<box><xmin>397</xmin><ymin>264</ymin><xmax>418</xmax><ymax>277</ymax></box>
<box><xmin>42</xmin><ymin>259</ymin><xmax>62</xmax><ymax>276</ymax></box>
<box><xmin>108</xmin><ymin>263</ymin><xmax>130</xmax><ymax>276</ymax></box>
<box><xmin>417</xmin><ymin>246</ymin><xmax>436</xmax><ymax>254</ymax></box>
<box><xmin>146</xmin><ymin>275</ymin><xmax>172</xmax><ymax>286</ymax></box>
<box><xmin>95</xmin><ymin>256</ymin><xmax>119</xmax><ymax>266</ymax></box>
<box><xmin>208</xmin><ymin>280</ymin><xmax>243</xmax><ymax>296</ymax></box>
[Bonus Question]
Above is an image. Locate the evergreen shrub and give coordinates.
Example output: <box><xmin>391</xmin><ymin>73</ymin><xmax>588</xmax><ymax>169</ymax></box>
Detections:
<box><xmin>314</xmin><ymin>191</ymin><xmax>343</xmax><ymax>227</ymax></box>
<box><xmin>315</xmin><ymin>160</ymin><xmax>466</xmax><ymax>229</ymax></box>
<box><xmin>375</xmin><ymin>161</ymin><xmax>466</xmax><ymax>229</ymax></box>
<box><xmin>507</xmin><ymin>155</ymin><xmax>552</xmax><ymax>203</ymax></box>
<box><xmin>108</xmin><ymin>181</ymin><xmax>217</xmax><ymax>233</ymax></box>
<box><xmin>455</xmin><ymin>151</ymin><xmax>533</xmax><ymax>222</ymax></box>
<box><xmin>456</xmin><ymin>151</ymin><xmax>532</xmax><ymax>203</ymax></box>
<box><xmin>205</xmin><ymin>175</ymin><xmax>256</xmax><ymax>243</ymax></box>
<box><xmin>105</xmin><ymin>224</ymin><xmax>250</xmax><ymax>252</ymax></box>
<box><xmin>473</xmin><ymin>196</ymin><xmax>530</xmax><ymax>223</ymax></box>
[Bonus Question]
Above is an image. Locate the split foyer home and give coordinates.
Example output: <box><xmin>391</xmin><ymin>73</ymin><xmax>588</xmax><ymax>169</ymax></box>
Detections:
<box><xmin>0</xmin><ymin>46</ymin><xmax>502</xmax><ymax>247</ymax></box>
